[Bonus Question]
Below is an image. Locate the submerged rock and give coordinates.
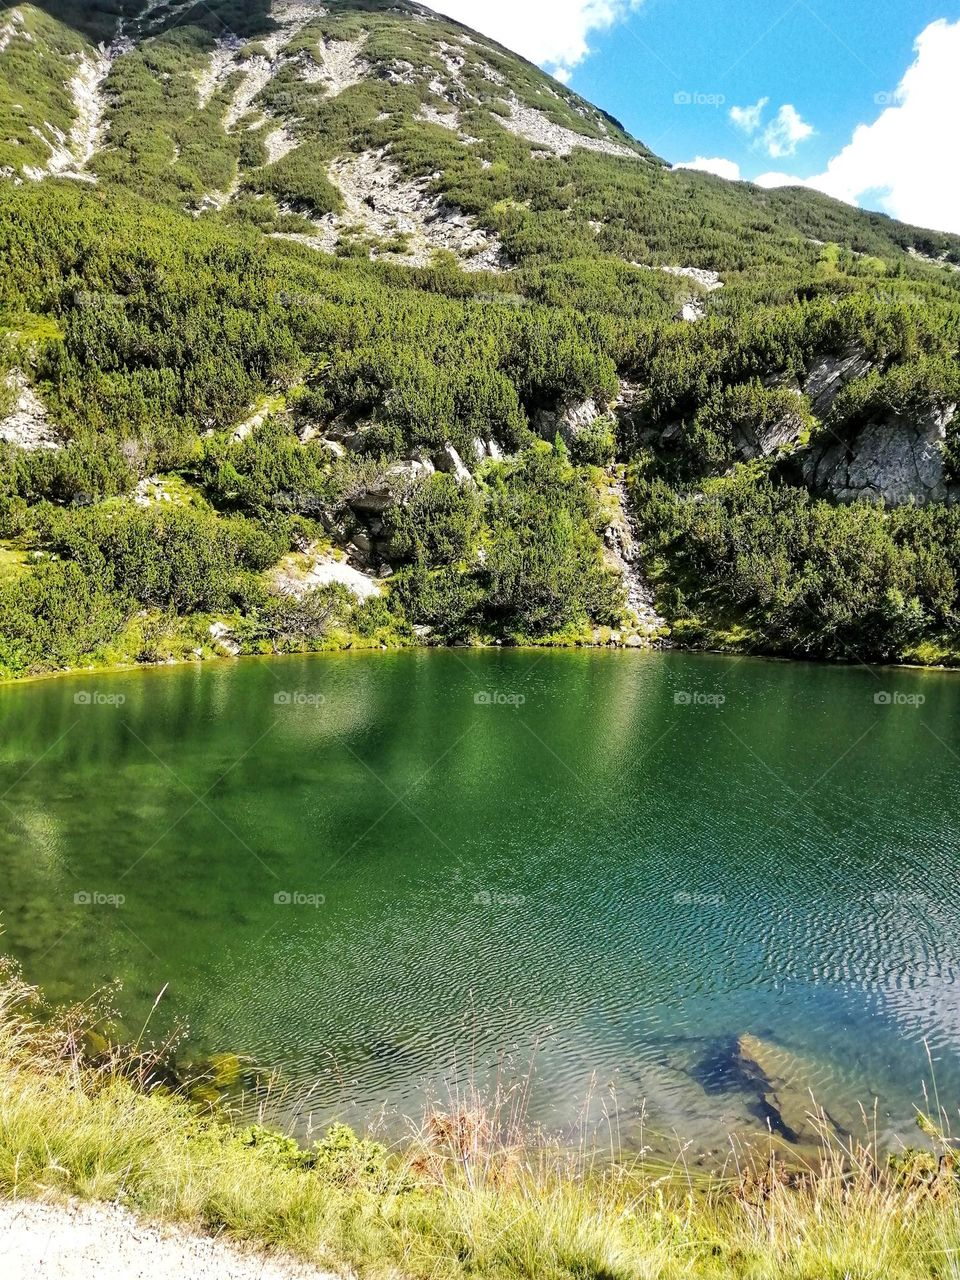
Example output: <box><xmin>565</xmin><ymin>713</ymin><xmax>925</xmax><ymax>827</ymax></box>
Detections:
<box><xmin>732</xmin><ymin>1033</ymin><xmax>861</xmax><ymax>1146</ymax></box>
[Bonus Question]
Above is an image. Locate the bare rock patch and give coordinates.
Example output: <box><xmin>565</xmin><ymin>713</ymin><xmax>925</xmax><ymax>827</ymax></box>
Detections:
<box><xmin>273</xmin><ymin>148</ymin><xmax>509</xmax><ymax>272</ymax></box>
<box><xmin>496</xmin><ymin>99</ymin><xmax>641</xmax><ymax>159</ymax></box>
<box><xmin>0</xmin><ymin>371</ymin><xmax>60</xmax><ymax>451</ymax></box>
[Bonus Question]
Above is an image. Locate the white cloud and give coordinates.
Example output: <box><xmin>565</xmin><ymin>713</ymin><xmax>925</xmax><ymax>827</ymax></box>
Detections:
<box><xmin>730</xmin><ymin>97</ymin><xmax>767</xmax><ymax>135</ymax></box>
<box><xmin>762</xmin><ymin>104</ymin><xmax>814</xmax><ymax>157</ymax></box>
<box><xmin>424</xmin><ymin>1</ymin><xmax>643</xmax><ymax>77</ymax></box>
<box><xmin>752</xmin><ymin>19</ymin><xmax>960</xmax><ymax>234</ymax></box>
<box><xmin>676</xmin><ymin>156</ymin><xmax>742</xmax><ymax>181</ymax></box>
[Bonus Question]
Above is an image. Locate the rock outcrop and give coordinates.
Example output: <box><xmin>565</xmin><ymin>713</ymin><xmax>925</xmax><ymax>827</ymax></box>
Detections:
<box><xmin>302</xmin><ymin>35</ymin><xmax>369</xmax><ymax>97</ymax></box>
<box><xmin>434</xmin><ymin>441</ymin><xmax>473</xmax><ymax>485</ymax></box>
<box><xmin>802</xmin><ymin>345</ymin><xmax>874</xmax><ymax>418</ymax></box>
<box><xmin>0</xmin><ymin>371</ymin><xmax>60</xmax><ymax>450</ymax></box>
<box><xmin>496</xmin><ymin>98</ymin><xmax>642</xmax><ymax>160</ymax></box>
<box><xmin>347</xmin><ymin>459</ymin><xmax>434</xmax><ymax>514</ymax></box>
<box><xmin>24</xmin><ymin>44</ymin><xmax>114</xmax><ymax>182</ymax></box>
<box><xmin>275</xmin><ymin>548</ymin><xmax>384</xmax><ymax>603</ymax></box>
<box><xmin>604</xmin><ymin>477</ymin><xmax>667</xmax><ymax>639</ymax></box>
<box><xmin>797</xmin><ymin>402</ymin><xmax>958</xmax><ymax>506</ymax></box>
<box><xmin>273</xmin><ymin>148</ymin><xmax>509</xmax><ymax>272</ymax></box>
<box><xmin>534</xmin><ymin>397</ymin><xmax>602</xmax><ymax>445</ymax></box>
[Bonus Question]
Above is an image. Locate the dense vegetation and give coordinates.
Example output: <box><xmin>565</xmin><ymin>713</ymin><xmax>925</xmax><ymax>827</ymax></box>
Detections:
<box><xmin>0</xmin><ymin>0</ymin><xmax>958</xmax><ymax>677</ymax></box>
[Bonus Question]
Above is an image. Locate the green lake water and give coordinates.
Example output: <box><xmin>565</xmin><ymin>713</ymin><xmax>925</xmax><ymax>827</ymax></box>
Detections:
<box><xmin>1</xmin><ymin>649</ymin><xmax>959</xmax><ymax>1156</ymax></box>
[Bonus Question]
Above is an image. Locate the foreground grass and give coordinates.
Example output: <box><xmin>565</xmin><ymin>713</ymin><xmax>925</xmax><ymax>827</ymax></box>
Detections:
<box><xmin>1</xmin><ymin>969</ymin><xmax>959</xmax><ymax>1278</ymax></box>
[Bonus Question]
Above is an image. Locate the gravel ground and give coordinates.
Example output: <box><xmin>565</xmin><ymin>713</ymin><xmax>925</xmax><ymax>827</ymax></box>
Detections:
<box><xmin>0</xmin><ymin>1199</ymin><xmax>341</xmax><ymax>1280</ymax></box>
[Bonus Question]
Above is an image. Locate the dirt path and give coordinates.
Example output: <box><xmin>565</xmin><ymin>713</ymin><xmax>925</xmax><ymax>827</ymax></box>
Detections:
<box><xmin>0</xmin><ymin>1199</ymin><xmax>339</xmax><ymax>1280</ymax></box>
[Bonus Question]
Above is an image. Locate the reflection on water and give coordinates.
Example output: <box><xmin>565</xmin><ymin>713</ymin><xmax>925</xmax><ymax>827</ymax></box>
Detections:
<box><xmin>1</xmin><ymin>649</ymin><xmax>959</xmax><ymax>1157</ymax></box>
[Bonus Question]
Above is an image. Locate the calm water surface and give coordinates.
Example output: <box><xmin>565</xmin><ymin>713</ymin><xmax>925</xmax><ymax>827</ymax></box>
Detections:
<box><xmin>1</xmin><ymin>649</ymin><xmax>959</xmax><ymax>1155</ymax></box>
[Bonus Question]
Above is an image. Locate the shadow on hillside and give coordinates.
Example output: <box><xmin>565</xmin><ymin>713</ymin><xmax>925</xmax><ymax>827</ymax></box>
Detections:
<box><xmin>1</xmin><ymin>1</ymin><xmax>284</xmax><ymax>42</ymax></box>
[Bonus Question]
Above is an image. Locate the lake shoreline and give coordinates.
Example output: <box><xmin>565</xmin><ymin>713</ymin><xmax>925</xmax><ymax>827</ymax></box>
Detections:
<box><xmin>3</xmin><ymin>633</ymin><xmax>959</xmax><ymax>689</ymax></box>
<box><xmin>0</xmin><ymin>961</ymin><xmax>954</xmax><ymax>1280</ymax></box>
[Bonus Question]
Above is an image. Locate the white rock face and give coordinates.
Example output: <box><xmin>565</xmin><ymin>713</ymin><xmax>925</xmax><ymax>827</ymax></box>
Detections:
<box><xmin>0</xmin><ymin>371</ymin><xmax>60</xmax><ymax>450</ymax></box>
<box><xmin>605</xmin><ymin>478</ymin><xmax>667</xmax><ymax>635</ymax></box>
<box><xmin>196</xmin><ymin>37</ymin><xmax>245</xmax><ymax>110</ymax></box>
<box><xmin>202</xmin><ymin>3</ymin><xmax>326</xmax><ymax>126</ymax></box>
<box><xmin>0</xmin><ymin>8</ymin><xmax>30</xmax><ymax>56</ymax></box>
<box><xmin>349</xmin><ymin>460</ymin><xmax>435</xmax><ymax>513</ymax></box>
<box><xmin>231</xmin><ymin>399</ymin><xmax>277</xmax><ymax>442</ymax></box>
<box><xmin>209</xmin><ymin>621</ymin><xmax>241</xmax><ymax>656</ymax></box>
<box><xmin>133</xmin><ymin>475</ymin><xmax>174</xmax><ymax>506</ymax></box>
<box><xmin>302</xmin><ymin>35</ymin><xmax>369</xmax><ymax>96</ymax></box>
<box><xmin>264</xmin><ymin>124</ymin><xmax>299</xmax><ymax>165</ymax></box>
<box><xmin>496</xmin><ymin>99</ymin><xmax>641</xmax><ymax>159</ymax></box>
<box><xmin>225</xmin><ymin>55</ymin><xmax>275</xmax><ymax>130</ymax></box>
<box><xmin>658</xmin><ymin>264</ymin><xmax>724</xmax><ymax>291</ymax></box>
<box><xmin>434</xmin><ymin>441</ymin><xmax>473</xmax><ymax>484</ymax></box>
<box><xmin>24</xmin><ymin>43</ymin><xmax>116</xmax><ymax>182</ymax></box>
<box><xmin>279</xmin><ymin>553</ymin><xmax>383</xmax><ymax>602</ymax></box>
<box><xmin>634</xmin><ymin>264</ymin><xmax>723</xmax><ymax>322</ymax></box>
<box><xmin>535</xmin><ymin>397</ymin><xmax>602</xmax><ymax>444</ymax></box>
<box><xmin>272</xmin><ymin>148</ymin><xmax>509</xmax><ymax>272</ymax></box>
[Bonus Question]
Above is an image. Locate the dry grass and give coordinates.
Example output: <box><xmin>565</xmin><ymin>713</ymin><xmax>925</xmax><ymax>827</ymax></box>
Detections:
<box><xmin>0</xmin><ymin>962</ymin><xmax>959</xmax><ymax>1278</ymax></box>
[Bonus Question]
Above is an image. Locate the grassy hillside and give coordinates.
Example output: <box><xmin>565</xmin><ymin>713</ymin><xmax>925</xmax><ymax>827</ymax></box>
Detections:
<box><xmin>0</xmin><ymin>0</ymin><xmax>958</xmax><ymax>676</ymax></box>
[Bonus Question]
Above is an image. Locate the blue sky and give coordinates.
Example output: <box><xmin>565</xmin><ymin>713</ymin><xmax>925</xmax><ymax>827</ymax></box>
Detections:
<box><xmin>431</xmin><ymin>1</ymin><xmax>960</xmax><ymax>233</ymax></box>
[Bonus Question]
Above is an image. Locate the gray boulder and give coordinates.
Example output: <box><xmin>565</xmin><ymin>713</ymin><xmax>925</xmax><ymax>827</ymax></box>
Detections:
<box><xmin>799</xmin><ymin>402</ymin><xmax>957</xmax><ymax>506</ymax></box>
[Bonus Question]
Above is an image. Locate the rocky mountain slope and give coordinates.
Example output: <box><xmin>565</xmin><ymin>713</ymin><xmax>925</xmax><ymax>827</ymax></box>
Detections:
<box><xmin>0</xmin><ymin>0</ymin><xmax>958</xmax><ymax>674</ymax></box>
